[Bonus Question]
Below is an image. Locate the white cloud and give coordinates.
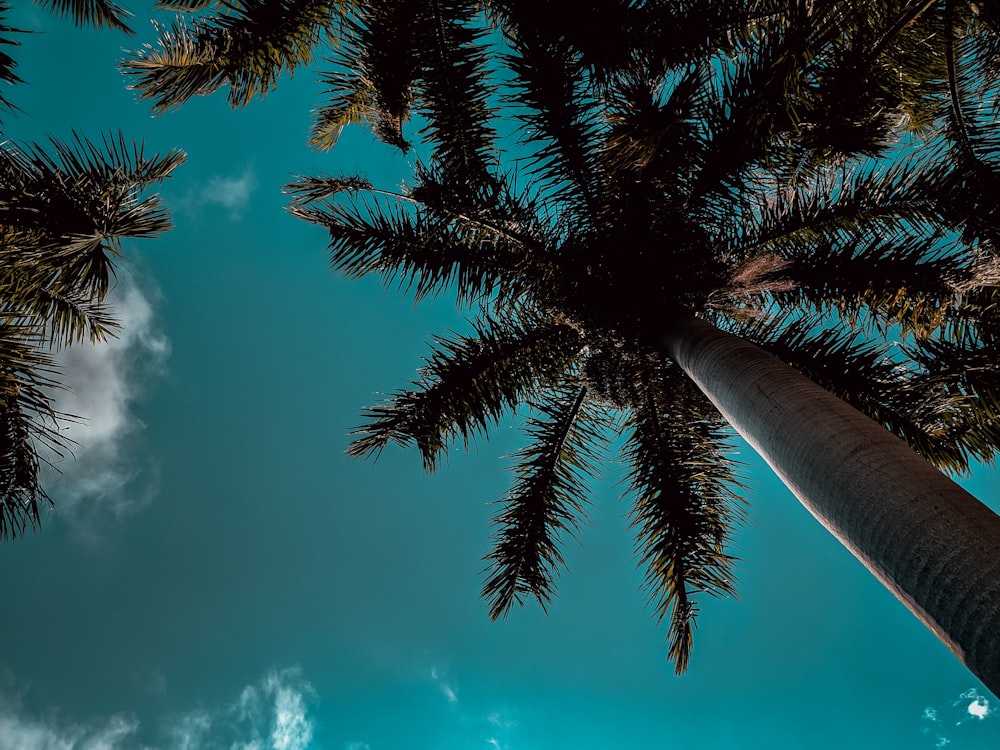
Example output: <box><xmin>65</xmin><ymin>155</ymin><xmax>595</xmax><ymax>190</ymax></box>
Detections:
<box><xmin>269</xmin><ymin>682</ymin><xmax>313</xmax><ymax>750</ymax></box>
<box><xmin>487</xmin><ymin>711</ymin><xmax>517</xmax><ymax>731</ymax></box>
<box><xmin>921</xmin><ymin>687</ymin><xmax>995</xmax><ymax>747</ymax></box>
<box><xmin>430</xmin><ymin>667</ymin><xmax>458</xmax><ymax>705</ymax></box>
<box><xmin>177</xmin><ymin>167</ymin><xmax>257</xmax><ymax>220</ymax></box>
<box><xmin>42</xmin><ymin>280</ymin><xmax>169</xmax><ymax>537</ymax></box>
<box><xmin>165</xmin><ymin>709</ymin><xmax>211</xmax><ymax>750</ymax></box>
<box><xmin>962</xmin><ymin>688</ymin><xmax>991</xmax><ymax>720</ymax></box>
<box><xmin>0</xmin><ymin>666</ymin><xmax>318</xmax><ymax>750</ymax></box>
<box><xmin>161</xmin><ymin>667</ymin><xmax>316</xmax><ymax>750</ymax></box>
<box><xmin>0</xmin><ymin>703</ymin><xmax>139</xmax><ymax>750</ymax></box>
<box><xmin>345</xmin><ymin>743</ymin><xmax>370</xmax><ymax>750</ymax></box>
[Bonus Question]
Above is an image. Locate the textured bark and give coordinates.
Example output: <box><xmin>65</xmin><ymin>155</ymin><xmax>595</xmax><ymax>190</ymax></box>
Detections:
<box><xmin>664</xmin><ymin>314</ymin><xmax>1000</xmax><ymax>696</ymax></box>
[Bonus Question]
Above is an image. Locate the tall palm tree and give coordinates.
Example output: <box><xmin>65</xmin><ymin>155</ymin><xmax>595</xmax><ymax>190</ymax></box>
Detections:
<box><xmin>0</xmin><ymin>133</ymin><xmax>184</xmax><ymax>538</ymax></box>
<box><xmin>125</xmin><ymin>0</ymin><xmax>1000</xmax><ymax>689</ymax></box>
<box><xmin>284</xmin><ymin>22</ymin><xmax>1000</xmax><ymax>691</ymax></box>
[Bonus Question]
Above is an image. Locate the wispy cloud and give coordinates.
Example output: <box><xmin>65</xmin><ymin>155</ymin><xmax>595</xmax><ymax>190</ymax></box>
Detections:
<box><xmin>921</xmin><ymin>687</ymin><xmax>994</xmax><ymax>747</ymax></box>
<box><xmin>267</xmin><ymin>672</ymin><xmax>314</xmax><ymax>750</ymax></box>
<box><xmin>1</xmin><ymin>667</ymin><xmax>316</xmax><ymax>750</ymax></box>
<box><xmin>176</xmin><ymin>166</ymin><xmax>257</xmax><ymax>220</ymax></box>
<box><xmin>0</xmin><ymin>700</ymin><xmax>139</xmax><ymax>750</ymax></box>
<box><xmin>164</xmin><ymin>709</ymin><xmax>211</xmax><ymax>750</ymax></box>
<box><xmin>430</xmin><ymin>666</ymin><xmax>459</xmax><ymax>705</ymax></box>
<box><xmin>163</xmin><ymin>666</ymin><xmax>316</xmax><ymax>750</ymax></box>
<box><xmin>43</xmin><ymin>279</ymin><xmax>169</xmax><ymax>538</ymax></box>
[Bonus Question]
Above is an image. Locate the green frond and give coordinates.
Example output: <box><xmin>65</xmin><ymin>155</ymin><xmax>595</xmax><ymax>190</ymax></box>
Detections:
<box><xmin>623</xmin><ymin>359</ymin><xmax>746</xmax><ymax>674</ymax></box>
<box><xmin>347</xmin><ymin>317</ymin><xmax>581</xmax><ymax>471</ymax></box>
<box><xmin>482</xmin><ymin>384</ymin><xmax>609</xmax><ymax>619</ymax></box>
<box><xmin>311</xmin><ymin>1</ymin><xmax>422</xmax><ymax>152</ymax></box>
<box><xmin>770</xmin><ymin>231</ymin><xmax>970</xmax><ymax>338</ymax></box>
<box><xmin>307</xmin><ymin>82</ymin><xmax>382</xmax><ymax>152</ymax></box>
<box><xmin>0</xmin><ymin>133</ymin><xmax>180</xmax><ymax>344</ymax></box>
<box><xmin>154</xmin><ymin>0</ymin><xmax>227</xmax><ymax>10</ymax></box>
<box><xmin>410</xmin><ymin>0</ymin><xmax>498</xmax><ymax>190</ymax></box>
<box><xmin>900</xmin><ymin>332</ymin><xmax>1000</xmax><ymax>469</ymax></box>
<box><xmin>0</xmin><ymin>323</ymin><xmax>66</xmax><ymax>540</ymax></box>
<box><xmin>122</xmin><ymin>0</ymin><xmax>349</xmax><ymax>113</ymax></box>
<box><xmin>734</xmin><ymin>153</ymin><xmax>954</xmax><ymax>275</ymax></box>
<box><xmin>289</xmin><ymin>187</ymin><xmax>541</xmax><ymax>304</ymax></box>
<box><xmin>0</xmin><ymin>3</ymin><xmax>23</xmax><ymax>115</ymax></box>
<box><xmin>504</xmin><ymin>33</ymin><xmax>603</xmax><ymax>215</ymax></box>
<box><xmin>600</xmin><ymin>65</ymin><xmax>707</xmax><ymax>186</ymax></box>
<box><xmin>284</xmin><ymin>174</ymin><xmax>374</xmax><ymax>205</ymax></box>
<box><xmin>34</xmin><ymin>0</ymin><xmax>133</xmax><ymax>33</ymax></box>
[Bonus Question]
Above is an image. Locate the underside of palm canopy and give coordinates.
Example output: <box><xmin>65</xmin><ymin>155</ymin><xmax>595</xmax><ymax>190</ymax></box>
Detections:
<box><xmin>22</xmin><ymin>0</ymin><xmax>1000</xmax><ymax>682</ymax></box>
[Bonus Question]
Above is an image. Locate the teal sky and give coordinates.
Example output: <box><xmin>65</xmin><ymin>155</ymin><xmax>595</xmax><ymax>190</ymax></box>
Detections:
<box><xmin>2</xmin><ymin>7</ymin><xmax>1000</xmax><ymax>750</ymax></box>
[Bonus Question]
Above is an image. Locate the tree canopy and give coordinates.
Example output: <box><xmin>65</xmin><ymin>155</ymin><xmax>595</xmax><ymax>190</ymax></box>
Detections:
<box><xmin>0</xmin><ymin>2</ymin><xmax>183</xmax><ymax>539</ymax></box>
<box><xmin>9</xmin><ymin>0</ymin><xmax>1000</xmax><ymax>675</ymax></box>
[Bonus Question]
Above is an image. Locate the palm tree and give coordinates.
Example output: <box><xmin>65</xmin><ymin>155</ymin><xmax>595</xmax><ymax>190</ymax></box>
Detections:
<box><xmin>284</xmin><ymin>18</ymin><xmax>1000</xmax><ymax>690</ymax></box>
<box><xmin>125</xmin><ymin>0</ymin><xmax>1000</xmax><ymax>689</ymax></box>
<box><xmin>0</xmin><ymin>133</ymin><xmax>184</xmax><ymax>538</ymax></box>
<box><xmin>0</xmin><ymin>2</ymin><xmax>185</xmax><ymax>537</ymax></box>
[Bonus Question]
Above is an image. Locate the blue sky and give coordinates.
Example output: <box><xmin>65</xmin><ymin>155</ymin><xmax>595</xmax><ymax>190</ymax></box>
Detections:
<box><xmin>1</xmin><ymin>6</ymin><xmax>1000</xmax><ymax>749</ymax></box>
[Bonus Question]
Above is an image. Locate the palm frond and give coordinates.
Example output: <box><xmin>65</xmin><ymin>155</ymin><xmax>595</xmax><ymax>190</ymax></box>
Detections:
<box><xmin>122</xmin><ymin>0</ymin><xmax>347</xmax><ymax>112</ymax></box>
<box><xmin>347</xmin><ymin>316</ymin><xmax>581</xmax><ymax>470</ymax></box>
<box><xmin>504</xmin><ymin>32</ymin><xmax>603</xmax><ymax>216</ymax></box>
<box><xmin>34</xmin><ymin>0</ymin><xmax>133</xmax><ymax>33</ymax></box>
<box><xmin>482</xmin><ymin>384</ymin><xmax>609</xmax><ymax>619</ymax></box>
<box><xmin>154</xmin><ymin>0</ymin><xmax>227</xmax><ymax>9</ymax></box>
<box><xmin>0</xmin><ymin>2</ymin><xmax>23</xmax><ymax>116</ymax></box>
<box><xmin>310</xmin><ymin>2</ymin><xmax>422</xmax><ymax>152</ymax></box>
<box><xmin>0</xmin><ymin>133</ymin><xmax>181</xmax><ymax>345</ymax></box>
<box><xmin>289</xmin><ymin>185</ymin><xmax>542</xmax><ymax>304</ymax></box>
<box><xmin>623</xmin><ymin>358</ymin><xmax>746</xmax><ymax>674</ymax></box>
<box><xmin>411</xmin><ymin>0</ymin><xmax>498</xmax><ymax>193</ymax></box>
<box><xmin>0</xmin><ymin>323</ymin><xmax>66</xmax><ymax>540</ymax></box>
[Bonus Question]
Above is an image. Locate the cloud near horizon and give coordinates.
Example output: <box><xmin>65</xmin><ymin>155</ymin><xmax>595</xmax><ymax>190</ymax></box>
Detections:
<box><xmin>0</xmin><ymin>704</ymin><xmax>139</xmax><ymax>750</ymax></box>
<box><xmin>0</xmin><ymin>667</ymin><xmax>316</xmax><ymax>750</ymax></box>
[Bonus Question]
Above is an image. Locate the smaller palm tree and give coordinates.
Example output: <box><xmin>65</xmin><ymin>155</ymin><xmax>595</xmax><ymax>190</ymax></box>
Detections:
<box><xmin>0</xmin><ymin>133</ymin><xmax>184</xmax><ymax>539</ymax></box>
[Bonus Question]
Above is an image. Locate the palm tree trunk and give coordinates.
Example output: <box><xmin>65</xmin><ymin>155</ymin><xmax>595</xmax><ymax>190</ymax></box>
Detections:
<box><xmin>664</xmin><ymin>313</ymin><xmax>1000</xmax><ymax>696</ymax></box>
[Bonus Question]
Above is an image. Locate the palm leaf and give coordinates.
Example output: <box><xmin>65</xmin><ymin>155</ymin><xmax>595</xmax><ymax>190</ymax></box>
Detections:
<box><xmin>122</xmin><ymin>0</ymin><xmax>348</xmax><ymax>112</ymax></box>
<box><xmin>0</xmin><ymin>322</ymin><xmax>67</xmax><ymax>540</ymax></box>
<box><xmin>34</xmin><ymin>0</ymin><xmax>133</xmax><ymax>33</ymax></box>
<box><xmin>482</xmin><ymin>384</ymin><xmax>608</xmax><ymax>619</ymax></box>
<box><xmin>623</xmin><ymin>358</ymin><xmax>746</xmax><ymax>674</ymax></box>
<box><xmin>348</xmin><ymin>316</ymin><xmax>581</xmax><ymax>470</ymax></box>
<box><xmin>289</xmin><ymin>181</ymin><xmax>543</xmax><ymax>304</ymax></box>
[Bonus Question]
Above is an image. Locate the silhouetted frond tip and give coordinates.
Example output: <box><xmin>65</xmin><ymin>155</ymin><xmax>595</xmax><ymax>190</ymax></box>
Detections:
<box><xmin>624</xmin><ymin>363</ymin><xmax>746</xmax><ymax>674</ymax></box>
<box><xmin>482</xmin><ymin>384</ymin><xmax>609</xmax><ymax>620</ymax></box>
<box><xmin>36</xmin><ymin>0</ymin><xmax>134</xmax><ymax>33</ymax></box>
